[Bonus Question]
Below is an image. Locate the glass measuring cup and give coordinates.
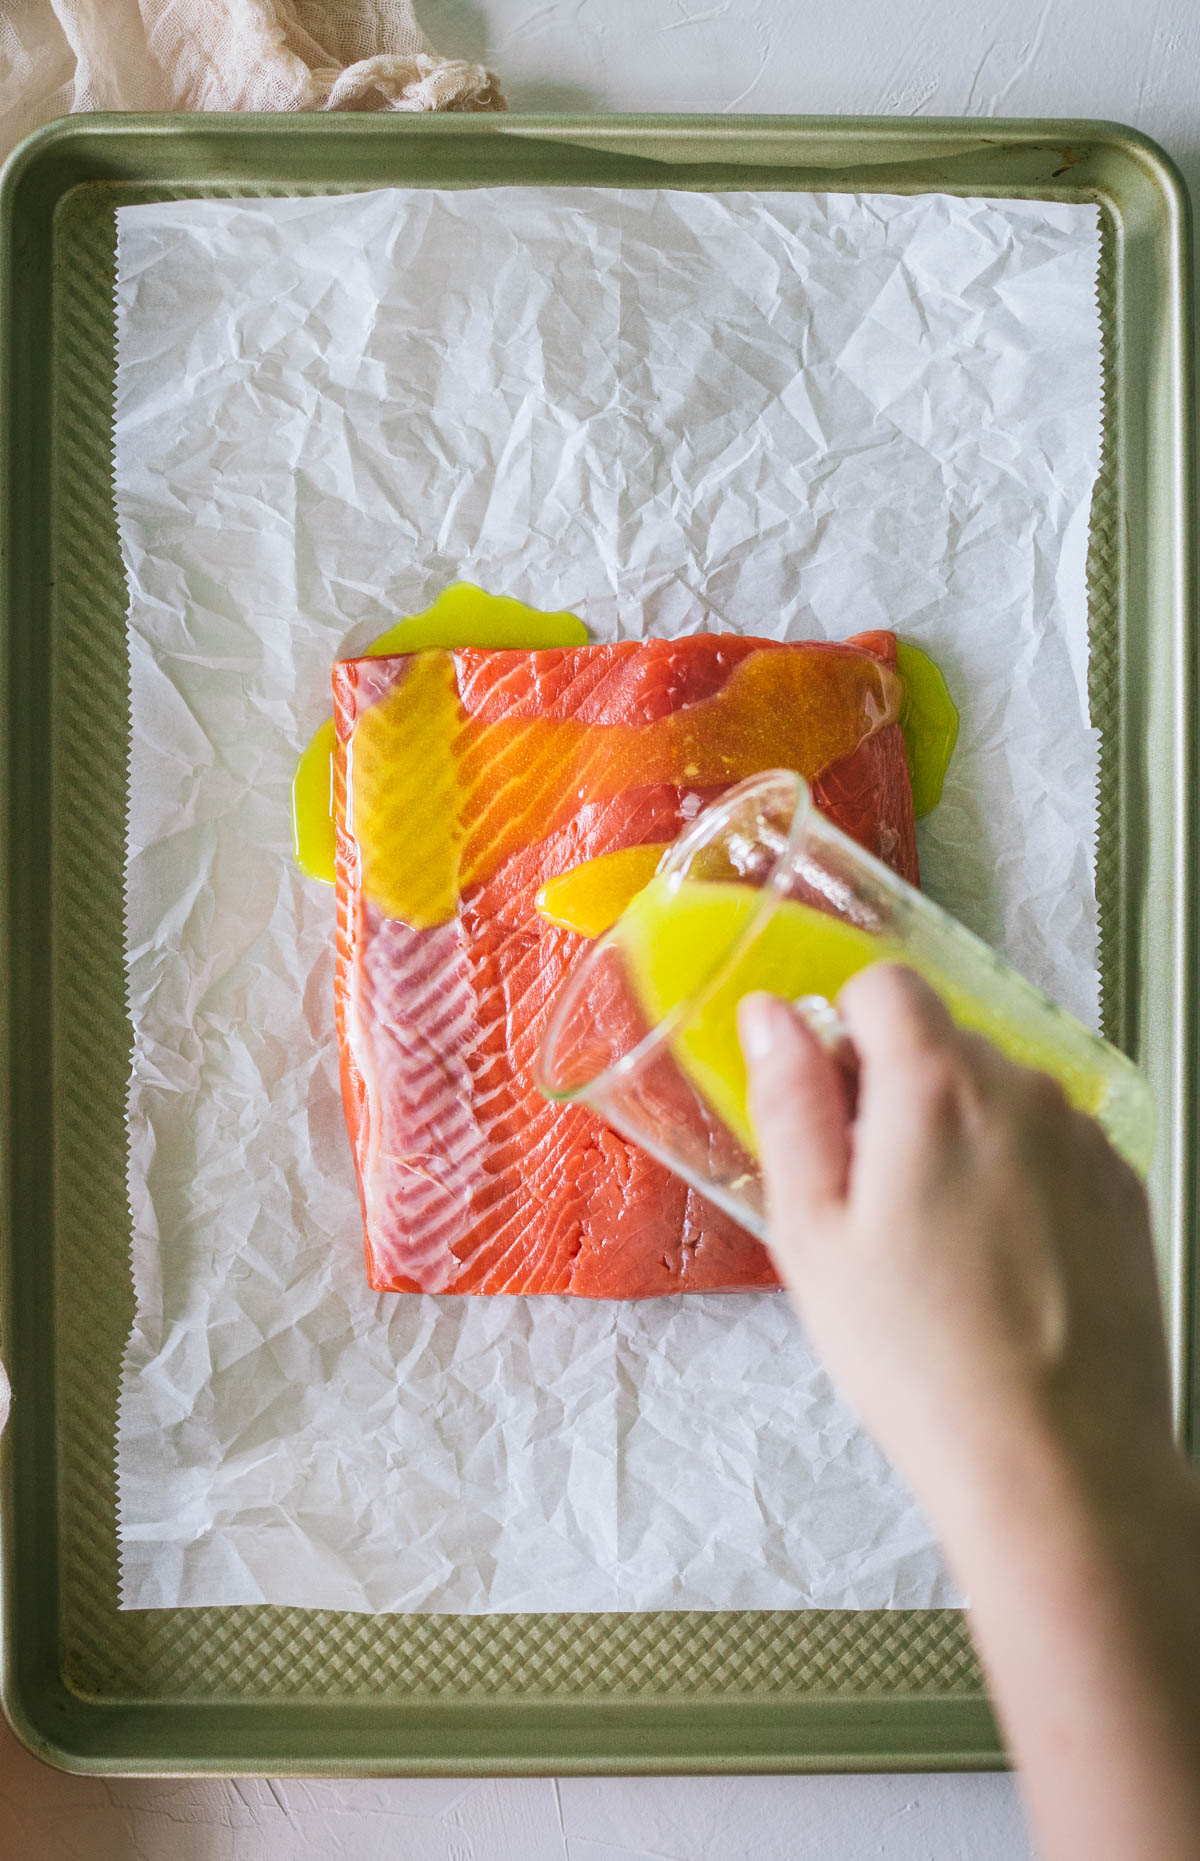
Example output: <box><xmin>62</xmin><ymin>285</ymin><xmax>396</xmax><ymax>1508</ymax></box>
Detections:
<box><xmin>536</xmin><ymin>770</ymin><xmax>1153</xmax><ymax>1238</ymax></box>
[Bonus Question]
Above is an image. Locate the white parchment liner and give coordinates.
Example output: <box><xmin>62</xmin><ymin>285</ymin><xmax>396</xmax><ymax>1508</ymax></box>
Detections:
<box><xmin>114</xmin><ymin>188</ymin><xmax>1102</xmax><ymax>1612</ymax></box>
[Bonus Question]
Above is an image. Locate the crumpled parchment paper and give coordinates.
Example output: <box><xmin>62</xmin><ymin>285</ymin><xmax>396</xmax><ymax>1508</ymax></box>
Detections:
<box><xmin>115</xmin><ymin>187</ymin><xmax>1102</xmax><ymax>1612</ymax></box>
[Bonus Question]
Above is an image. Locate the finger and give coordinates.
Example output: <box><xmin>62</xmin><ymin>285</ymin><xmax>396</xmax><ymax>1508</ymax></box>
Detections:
<box><xmin>842</xmin><ymin>968</ymin><xmax>1039</xmax><ymax>1117</ymax></box>
<box><xmin>835</xmin><ymin>967</ymin><xmax>968</xmax><ymax>1179</ymax></box>
<box><xmin>738</xmin><ymin>992</ymin><xmax>853</xmax><ymax>1220</ymax></box>
<box><xmin>836</xmin><ymin>963</ymin><xmax>957</xmax><ymax>1068</ymax></box>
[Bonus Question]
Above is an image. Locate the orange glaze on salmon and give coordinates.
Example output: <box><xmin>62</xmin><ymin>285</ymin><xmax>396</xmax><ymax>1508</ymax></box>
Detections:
<box><xmin>334</xmin><ymin>632</ymin><xmax>918</xmax><ymax>1296</ymax></box>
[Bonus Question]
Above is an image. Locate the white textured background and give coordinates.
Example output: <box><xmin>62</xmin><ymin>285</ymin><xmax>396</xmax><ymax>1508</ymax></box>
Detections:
<box><xmin>4</xmin><ymin>0</ymin><xmax>1198</xmax><ymax>1853</ymax></box>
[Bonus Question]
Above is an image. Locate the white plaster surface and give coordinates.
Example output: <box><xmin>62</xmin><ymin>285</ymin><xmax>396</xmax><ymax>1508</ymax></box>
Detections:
<box><xmin>5</xmin><ymin>0</ymin><xmax>1198</xmax><ymax>1851</ymax></box>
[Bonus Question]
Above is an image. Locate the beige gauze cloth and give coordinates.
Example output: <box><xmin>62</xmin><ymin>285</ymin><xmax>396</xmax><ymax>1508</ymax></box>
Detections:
<box><xmin>0</xmin><ymin>0</ymin><xmax>505</xmax><ymax>160</ymax></box>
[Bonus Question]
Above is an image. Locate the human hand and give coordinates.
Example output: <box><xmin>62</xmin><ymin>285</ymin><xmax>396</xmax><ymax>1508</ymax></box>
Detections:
<box><xmin>737</xmin><ymin>966</ymin><xmax>1173</xmax><ymax>1556</ymax></box>
<box><xmin>740</xmin><ymin>968</ymin><xmax>1200</xmax><ymax>1861</ymax></box>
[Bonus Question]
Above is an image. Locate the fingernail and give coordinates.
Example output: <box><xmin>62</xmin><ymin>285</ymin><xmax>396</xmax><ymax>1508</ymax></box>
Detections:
<box><xmin>737</xmin><ymin>992</ymin><xmax>781</xmax><ymax>1063</ymax></box>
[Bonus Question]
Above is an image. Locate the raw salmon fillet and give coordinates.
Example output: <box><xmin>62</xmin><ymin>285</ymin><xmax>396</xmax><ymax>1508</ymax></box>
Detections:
<box><xmin>334</xmin><ymin>631</ymin><xmax>917</xmax><ymax>1297</ymax></box>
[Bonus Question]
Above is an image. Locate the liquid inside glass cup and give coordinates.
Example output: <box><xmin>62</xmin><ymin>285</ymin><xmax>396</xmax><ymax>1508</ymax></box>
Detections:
<box><xmin>536</xmin><ymin>770</ymin><xmax>1154</xmax><ymax>1239</ymax></box>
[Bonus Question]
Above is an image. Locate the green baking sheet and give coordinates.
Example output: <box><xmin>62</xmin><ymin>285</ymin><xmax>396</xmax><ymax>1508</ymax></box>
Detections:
<box><xmin>0</xmin><ymin>114</ymin><xmax>1194</xmax><ymax>1776</ymax></box>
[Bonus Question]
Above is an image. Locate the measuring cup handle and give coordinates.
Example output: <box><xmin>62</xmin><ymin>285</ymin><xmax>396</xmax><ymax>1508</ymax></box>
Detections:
<box><xmin>790</xmin><ymin>994</ymin><xmax>851</xmax><ymax>1052</ymax></box>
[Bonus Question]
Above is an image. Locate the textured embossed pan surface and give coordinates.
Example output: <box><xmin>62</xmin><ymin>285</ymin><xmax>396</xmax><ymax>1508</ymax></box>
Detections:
<box><xmin>0</xmin><ymin>116</ymin><xmax>1192</xmax><ymax>1775</ymax></box>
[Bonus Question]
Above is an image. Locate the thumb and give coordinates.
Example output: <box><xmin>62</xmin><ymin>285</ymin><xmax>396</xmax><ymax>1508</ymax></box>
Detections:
<box><xmin>738</xmin><ymin>993</ymin><xmax>853</xmax><ymax>1236</ymax></box>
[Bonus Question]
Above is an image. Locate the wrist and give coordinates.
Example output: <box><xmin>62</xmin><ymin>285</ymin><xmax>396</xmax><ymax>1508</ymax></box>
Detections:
<box><xmin>929</xmin><ymin>1412</ymin><xmax>1196</xmax><ymax>1605</ymax></box>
